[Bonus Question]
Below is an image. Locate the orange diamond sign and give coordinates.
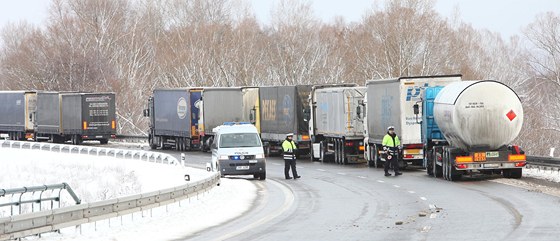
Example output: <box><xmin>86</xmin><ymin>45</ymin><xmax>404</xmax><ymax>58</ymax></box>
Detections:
<box><xmin>506</xmin><ymin>110</ymin><xmax>517</xmax><ymax>121</ymax></box>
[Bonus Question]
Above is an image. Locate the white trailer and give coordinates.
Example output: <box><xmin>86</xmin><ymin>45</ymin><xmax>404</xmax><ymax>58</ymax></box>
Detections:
<box><xmin>364</xmin><ymin>75</ymin><xmax>462</xmax><ymax>168</ymax></box>
<box><xmin>309</xmin><ymin>85</ymin><xmax>366</xmax><ymax>164</ymax></box>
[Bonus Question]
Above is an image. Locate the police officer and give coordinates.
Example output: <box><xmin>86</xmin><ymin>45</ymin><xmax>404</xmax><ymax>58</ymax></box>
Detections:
<box><xmin>383</xmin><ymin>126</ymin><xmax>402</xmax><ymax>176</ymax></box>
<box><xmin>282</xmin><ymin>133</ymin><xmax>300</xmax><ymax>179</ymax></box>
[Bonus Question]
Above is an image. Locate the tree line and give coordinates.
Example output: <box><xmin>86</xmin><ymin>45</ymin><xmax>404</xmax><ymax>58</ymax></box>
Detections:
<box><xmin>0</xmin><ymin>0</ymin><xmax>558</xmax><ymax>156</ymax></box>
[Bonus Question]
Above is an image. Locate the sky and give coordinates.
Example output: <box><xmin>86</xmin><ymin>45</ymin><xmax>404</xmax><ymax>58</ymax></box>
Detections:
<box><xmin>0</xmin><ymin>0</ymin><xmax>559</xmax><ymax>39</ymax></box>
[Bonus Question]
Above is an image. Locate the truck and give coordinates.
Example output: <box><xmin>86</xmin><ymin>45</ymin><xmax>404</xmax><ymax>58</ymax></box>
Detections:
<box><xmin>198</xmin><ymin>87</ymin><xmax>244</xmax><ymax>151</ymax></box>
<box><xmin>415</xmin><ymin>80</ymin><xmax>526</xmax><ymax>181</ymax></box>
<box><xmin>241</xmin><ymin>87</ymin><xmax>260</xmax><ymax>132</ymax></box>
<box><xmin>144</xmin><ymin>88</ymin><xmax>203</xmax><ymax>151</ymax></box>
<box><xmin>309</xmin><ymin>85</ymin><xmax>367</xmax><ymax>164</ymax></box>
<box><xmin>58</xmin><ymin>92</ymin><xmax>117</xmax><ymax>145</ymax></box>
<box><xmin>0</xmin><ymin>91</ymin><xmax>37</xmax><ymax>140</ymax></box>
<box><xmin>258</xmin><ymin>85</ymin><xmax>312</xmax><ymax>156</ymax></box>
<box><xmin>364</xmin><ymin>75</ymin><xmax>462</xmax><ymax>168</ymax></box>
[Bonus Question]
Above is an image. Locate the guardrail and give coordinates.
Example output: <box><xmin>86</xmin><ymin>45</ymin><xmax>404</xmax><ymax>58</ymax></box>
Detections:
<box><xmin>0</xmin><ymin>141</ymin><xmax>220</xmax><ymax>240</ymax></box>
<box><xmin>527</xmin><ymin>156</ymin><xmax>560</xmax><ymax>170</ymax></box>
<box><xmin>0</xmin><ymin>140</ymin><xmax>175</xmax><ymax>165</ymax></box>
<box><xmin>0</xmin><ymin>183</ymin><xmax>81</xmax><ymax>216</ymax></box>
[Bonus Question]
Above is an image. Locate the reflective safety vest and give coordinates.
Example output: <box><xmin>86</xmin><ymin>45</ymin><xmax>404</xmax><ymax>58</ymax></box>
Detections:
<box><xmin>282</xmin><ymin>140</ymin><xmax>297</xmax><ymax>160</ymax></box>
<box><xmin>382</xmin><ymin>134</ymin><xmax>401</xmax><ymax>147</ymax></box>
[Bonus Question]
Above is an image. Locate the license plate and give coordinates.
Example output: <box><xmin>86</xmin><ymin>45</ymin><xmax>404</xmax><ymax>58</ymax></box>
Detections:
<box><xmin>484</xmin><ymin>163</ymin><xmax>500</xmax><ymax>168</ymax></box>
<box><xmin>486</xmin><ymin>152</ymin><xmax>499</xmax><ymax>158</ymax></box>
<box><xmin>236</xmin><ymin>166</ymin><xmax>250</xmax><ymax>170</ymax></box>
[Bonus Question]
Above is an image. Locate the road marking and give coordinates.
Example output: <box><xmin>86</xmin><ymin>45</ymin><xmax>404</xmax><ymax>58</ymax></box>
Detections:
<box><xmin>337</xmin><ymin>172</ymin><xmax>346</xmax><ymax>175</ymax></box>
<box><xmin>421</xmin><ymin>226</ymin><xmax>432</xmax><ymax>233</ymax></box>
<box><xmin>429</xmin><ymin>204</ymin><xmax>436</xmax><ymax>209</ymax></box>
<box><xmin>420</xmin><ymin>197</ymin><xmax>427</xmax><ymax>201</ymax></box>
<box><xmin>377</xmin><ymin>180</ymin><xmax>385</xmax><ymax>183</ymax></box>
<box><xmin>317</xmin><ymin>169</ymin><xmax>326</xmax><ymax>172</ymax></box>
<box><xmin>393</xmin><ymin>185</ymin><xmax>400</xmax><ymax>188</ymax></box>
<box><xmin>271</xmin><ymin>163</ymin><xmax>281</xmax><ymax>166</ymax></box>
<box><xmin>213</xmin><ymin>179</ymin><xmax>294</xmax><ymax>241</ymax></box>
<box><xmin>357</xmin><ymin>176</ymin><xmax>367</xmax><ymax>179</ymax></box>
<box><xmin>408</xmin><ymin>191</ymin><xmax>416</xmax><ymax>194</ymax></box>
<box><xmin>430</xmin><ymin>213</ymin><xmax>437</xmax><ymax>219</ymax></box>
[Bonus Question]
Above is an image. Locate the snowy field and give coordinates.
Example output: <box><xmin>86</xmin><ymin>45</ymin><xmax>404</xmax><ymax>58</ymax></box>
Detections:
<box><xmin>0</xmin><ymin>146</ymin><xmax>258</xmax><ymax>240</ymax></box>
<box><xmin>523</xmin><ymin>167</ymin><xmax>560</xmax><ymax>183</ymax></box>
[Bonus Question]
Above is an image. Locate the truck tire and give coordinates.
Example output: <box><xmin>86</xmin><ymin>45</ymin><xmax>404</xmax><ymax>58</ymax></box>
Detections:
<box><xmin>433</xmin><ymin>148</ymin><xmax>443</xmax><ymax>177</ymax></box>
<box><xmin>99</xmin><ymin>139</ymin><xmax>109</xmax><ymax>145</ymax></box>
<box><xmin>259</xmin><ymin>172</ymin><xmax>267</xmax><ymax>180</ymax></box>
<box><xmin>341</xmin><ymin>140</ymin><xmax>348</xmax><ymax>165</ymax></box>
<box><xmin>426</xmin><ymin>150</ymin><xmax>434</xmax><ymax>176</ymax></box>
<box><xmin>149</xmin><ymin>135</ymin><xmax>157</xmax><ymax>150</ymax></box>
<box><xmin>503</xmin><ymin>169</ymin><xmax>522</xmax><ymax>179</ymax></box>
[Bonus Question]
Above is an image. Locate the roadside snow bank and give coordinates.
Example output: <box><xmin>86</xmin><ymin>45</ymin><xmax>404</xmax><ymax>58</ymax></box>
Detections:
<box><xmin>0</xmin><ymin>148</ymin><xmax>209</xmax><ymax>216</ymax></box>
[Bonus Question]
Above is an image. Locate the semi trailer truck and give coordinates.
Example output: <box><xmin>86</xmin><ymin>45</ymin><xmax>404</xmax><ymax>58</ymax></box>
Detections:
<box><xmin>0</xmin><ymin>91</ymin><xmax>37</xmax><ymax>140</ymax></box>
<box><xmin>144</xmin><ymin>88</ymin><xmax>202</xmax><ymax>150</ymax></box>
<box><xmin>415</xmin><ymin>80</ymin><xmax>526</xmax><ymax>181</ymax></box>
<box><xmin>309</xmin><ymin>85</ymin><xmax>366</xmax><ymax>164</ymax></box>
<box><xmin>258</xmin><ymin>85</ymin><xmax>312</xmax><ymax>156</ymax></box>
<box><xmin>364</xmin><ymin>75</ymin><xmax>462</xmax><ymax>168</ymax></box>
<box><xmin>198</xmin><ymin>87</ymin><xmax>244</xmax><ymax>151</ymax></box>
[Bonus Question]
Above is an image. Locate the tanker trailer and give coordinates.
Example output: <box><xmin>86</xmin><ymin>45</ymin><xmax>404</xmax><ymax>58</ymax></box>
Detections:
<box><xmin>414</xmin><ymin>80</ymin><xmax>526</xmax><ymax>181</ymax></box>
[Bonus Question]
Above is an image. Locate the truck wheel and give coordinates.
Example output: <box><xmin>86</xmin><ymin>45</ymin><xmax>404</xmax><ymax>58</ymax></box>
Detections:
<box><xmin>426</xmin><ymin>151</ymin><xmax>434</xmax><ymax>176</ymax></box>
<box><xmin>341</xmin><ymin>140</ymin><xmax>348</xmax><ymax>165</ymax></box>
<box><xmin>433</xmin><ymin>148</ymin><xmax>443</xmax><ymax>178</ymax></box>
<box><xmin>259</xmin><ymin>172</ymin><xmax>266</xmax><ymax>180</ymax></box>
<box><xmin>99</xmin><ymin>139</ymin><xmax>109</xmax><ymax>145</ymax></box>
<box><xmin>503</xmin><ymin>169</ymin><xmax>522</xmax><ymax>179</ymax></box>
<box><xmin>149</xmin><ymin>135</ymin><xmax>157</xmax><ymax>150</ymax></box>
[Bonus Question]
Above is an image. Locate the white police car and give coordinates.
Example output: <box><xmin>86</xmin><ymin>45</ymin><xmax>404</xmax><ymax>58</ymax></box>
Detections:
<box><xmin>211</xmin><ymin>122</ymin><xmax>266</xmax><ymax>180</ymax></box>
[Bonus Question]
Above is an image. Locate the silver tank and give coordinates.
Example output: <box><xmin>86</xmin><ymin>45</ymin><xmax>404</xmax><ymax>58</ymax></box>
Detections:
<box><xmin>434</xmin><ymin>80</ymin><xmax>524</xmax><ymax>151</ymax></box>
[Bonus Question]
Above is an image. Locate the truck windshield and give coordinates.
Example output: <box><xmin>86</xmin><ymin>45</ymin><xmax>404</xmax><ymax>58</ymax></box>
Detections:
<box><xmin>219</xmin><ymin>133</ymin><xmax>262</xmax><ymax>148</ymax></box>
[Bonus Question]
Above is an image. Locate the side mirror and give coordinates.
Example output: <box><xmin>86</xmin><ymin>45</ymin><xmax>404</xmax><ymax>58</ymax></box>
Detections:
<box><xmin>303</xmin><ymin>108</ymin><xmax>310</xmax><ymax>122</ymax></box>
<box><xmin>143</xmin><ymin>109</ymin><xmax>149</xmax><ymax>117</ymax></box>
<box><xmin>413</xmin><ymin>104</ymin><xmax>419</xmax><ymax>115</ymax></box>
<box><xmin>249</xmin><ymin>108</ymin><xmax>256</xmax><ymax>124</ymax></box>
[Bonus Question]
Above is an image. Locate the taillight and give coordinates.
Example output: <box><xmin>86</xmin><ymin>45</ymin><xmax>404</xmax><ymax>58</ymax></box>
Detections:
<box><xmin>508</xmin><ymin>154</ymin><xmax>526</xmax><ymax>161</ymax></box>
<box><xmin>404</xmin><ymin>154</ymin><xmax>413</xmax><ymax>159</ymax></box>
<box><xmin>456</xmin><ymin>164</ymin><xmax>468</xmax><ymax>169</ymax></box>
<box><xmin>515</xmin><ymin>162</ymin><xmax>526</xmax><ymax>167</ymax></box>
<box><xmin>455</xmin><ymin>156</ymin><xmax>473</xmax><ymax>163</ymax></box>
<box><xmin>345</xmin><ymin>142</ymin><xmax>354</xmax><ymax>147</ymax></box>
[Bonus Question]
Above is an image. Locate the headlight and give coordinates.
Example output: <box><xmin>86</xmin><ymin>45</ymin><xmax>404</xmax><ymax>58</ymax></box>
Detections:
<box><xmin>255</xmin><ymin>153</ymin><xmax>265</xmax><ymax>159</ymax></box>
<box><xmin>219</xmin><ymin>155</ymin><xmax>229</xmax><ymax>160</ymax></box>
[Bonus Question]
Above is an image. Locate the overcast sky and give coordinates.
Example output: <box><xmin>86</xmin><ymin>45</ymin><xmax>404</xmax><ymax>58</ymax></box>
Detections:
<box><xmin>0</xmin><ymin>0</ymin><xmax>559</xmax><ymax>39</ymax></box>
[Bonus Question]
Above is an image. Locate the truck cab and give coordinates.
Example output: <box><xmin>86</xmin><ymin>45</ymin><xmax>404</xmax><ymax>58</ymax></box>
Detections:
<box><xmin>211</xmin><ymin>122</ymin><xmax>266</xmax><ymax>180</ymax></box>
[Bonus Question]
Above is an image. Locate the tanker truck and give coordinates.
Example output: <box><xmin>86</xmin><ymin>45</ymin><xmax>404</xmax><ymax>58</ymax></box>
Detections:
<box><xmin>414</xmin><ymin>80</ymin><xmax>526</xmax><ymax>181</ymax></box>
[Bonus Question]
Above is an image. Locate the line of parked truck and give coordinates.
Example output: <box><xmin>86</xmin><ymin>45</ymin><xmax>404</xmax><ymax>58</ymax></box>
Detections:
<box><xmin>0</xmin><ymin>74</ymin><xmax>526</xmax><ymax>181</ymax></box>
<box><xmin>143</xmin><ymin>74</ymin><xmax>527</xmax><ymax>180</ymax></box>
<box><xmin>0</xmin><ymin>91</ymin><xmax>116</xmax><ymax>145</ymax></box>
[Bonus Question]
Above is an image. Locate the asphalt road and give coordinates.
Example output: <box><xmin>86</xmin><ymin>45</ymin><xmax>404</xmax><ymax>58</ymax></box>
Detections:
<box><xmin>111</xmin><ymin>143</ymin><xmax>560</xmax><ymax>241</ymax></box>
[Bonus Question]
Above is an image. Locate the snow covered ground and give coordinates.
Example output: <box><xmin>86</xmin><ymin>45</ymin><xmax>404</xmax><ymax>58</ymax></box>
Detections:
<box><xmin>0</xmin><ymin>146</ymin><xmax>257</xmax><ymax>240</ymax></box>
<box><xmin>523</xmin><ymin>167</ymin><xmax>560</xmax><ymax>183</ymax></box>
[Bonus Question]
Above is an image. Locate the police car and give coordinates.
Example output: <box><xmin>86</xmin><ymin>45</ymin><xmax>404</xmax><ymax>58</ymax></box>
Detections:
<box><xmin>211</xmin><ymin>122</ymin><xmax>266</xmax><ymax>180</ymax></box>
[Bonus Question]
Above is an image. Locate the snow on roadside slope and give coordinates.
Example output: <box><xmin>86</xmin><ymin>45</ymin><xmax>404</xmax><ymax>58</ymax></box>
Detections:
<box><xmin>1</xmin><ymin>146</ymin><xmax>258</xmax><ymax>240</ymax></box>
<box><xmin>523</xmin><ymin>167</ymin><xmax>560</xmax><ymax>183</ymax></box>
<box><xmin>40</xmin><ymin>178</ymin><xmax>257</xmax><ymax>241</ymax></box>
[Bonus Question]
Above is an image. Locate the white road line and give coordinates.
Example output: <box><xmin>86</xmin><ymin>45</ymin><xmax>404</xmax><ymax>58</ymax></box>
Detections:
<box><xmin>317</xmin><ymin>169</ymin><xmax>326</xmax><ymax>172</ymax></box>
<box><xmin>337</xmin><ymin>172</ymin><xmax>346</xmax><ymax>175</ymax></box>
<box><xmin>393</xmin><ymin>185</ymin><xmax>400</xmax><ymax>188</ymax></box>
<box><xmin>429</xmin><ymin>204</ymin><xmax>436</xmax><ymax>209</ymax></box>
<box><xmin>430</xmin><ymin>213</ymin><xmax>438</xmax><ymax>219</ymax></box>
<box><xmin>420</xmin><ymin>197</ymin><xmax>427</xmax><ymax>201</ymax></box>
<box><xmin>421</xmin><ymin>226</ymin><xmax>432</xmax><ymax>233</ymax></box>
<box><xmin>357</xmin><ymin>176</ymin><xmax>367</xmax><ymax>179</ymax></box>
<box><xmin>377</xmin><ymin>180</ymin><xmax>385</xmax><ymax>183</ymax></box>
<box><xmin>212</xmin><ymin>179</ymin><xmax>295</xmax><ymax>241</ymax></box>
<box><xmin>408</xmin><ymin>191</ymin><xmax>416</xmax><ymax>194</ymax></box>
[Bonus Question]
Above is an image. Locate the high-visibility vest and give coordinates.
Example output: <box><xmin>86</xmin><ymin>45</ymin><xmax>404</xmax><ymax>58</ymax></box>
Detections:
<box><xmin>282</xmin><ymin>140</ymin><xmax>297</xmax><ymax>160</ymax></box>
